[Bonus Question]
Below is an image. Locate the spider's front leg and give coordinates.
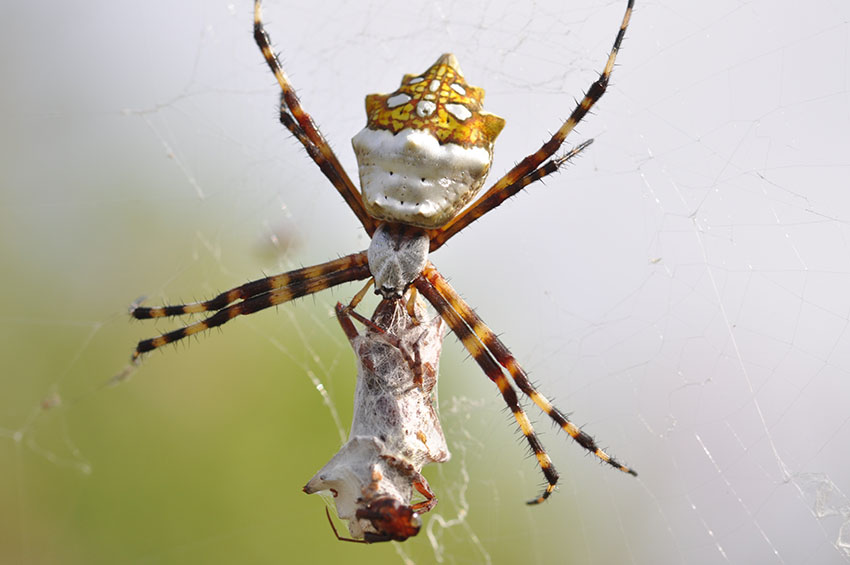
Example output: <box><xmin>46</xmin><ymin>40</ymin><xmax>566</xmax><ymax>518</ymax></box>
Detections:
<box><xmin>413</xmin><ymin>269</ymin><xmax>560</xmax><ymax>503</ymax></box>
<box><xmin>416</xmin><ymin>263</ymin><xmax>636</xmax><ymax>504</ymax></box>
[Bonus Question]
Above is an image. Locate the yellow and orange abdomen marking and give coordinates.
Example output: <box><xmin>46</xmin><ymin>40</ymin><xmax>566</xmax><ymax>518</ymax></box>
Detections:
<box><xmin>353</xmin><ymin>55</ymin><xmax>506</xmax><ymax>228</ymax></box>
<box><xmin>364</xmin><ymin>54</ymin><xmax>504</xmax><ymax>148</ymax></box>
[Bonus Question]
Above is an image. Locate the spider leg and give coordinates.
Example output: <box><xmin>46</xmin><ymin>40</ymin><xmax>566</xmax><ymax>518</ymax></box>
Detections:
<box><xmin>132</xmin><ymin>252</ymin><xmax>368</xmax><ymax>319</ymax></box>
<box><xmin>421</xmin><ymin>265</ymin><xmax>636</xmax><ymax>482</ymax></box>
<box><xmin>335</xmin><ymin>299</ymin><xmax>426</xmax><ymax>388</ymax></box>
<box><xmin>429</xmin><ymin>140</ymin><xmax>592</xmax><ymax>250</ymax></box>
<box><xmin>413</xmin><ymin>270</ymin><xmax>560</xmax><ymax>504</ymax></box>
<box><xmin>430</xmin><ymin>0</ymin><xmax>633</xmax><ymax>249</ymax></box>
<box><xmin>253</xmin><ymin>0</ymin><xmax>377</xmax><ymax>235</ymax></box>
<box><xmin>132</xmin><ymin>252</ymin><xmax>371</xmax><ymax>360</ymax></box>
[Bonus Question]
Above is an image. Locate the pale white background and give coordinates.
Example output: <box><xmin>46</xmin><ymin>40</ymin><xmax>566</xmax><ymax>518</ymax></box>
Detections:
<box><xmin>2</xmin><ymin>1</ymin><xmax>849</xmax><ymax>564</ymax></box>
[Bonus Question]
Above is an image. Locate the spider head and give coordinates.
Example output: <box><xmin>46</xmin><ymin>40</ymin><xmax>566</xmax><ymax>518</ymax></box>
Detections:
<box><xmin>367</xmin><ymin>223</ymin><xmax>429</xmax><ymax>298</ymax></box>
<box><xmin>352</xmin><ymin>54</ymin><xmax>506</xmax><ymax>229</ymax></box>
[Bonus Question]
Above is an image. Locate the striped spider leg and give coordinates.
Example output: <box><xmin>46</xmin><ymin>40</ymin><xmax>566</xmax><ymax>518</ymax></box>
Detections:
<box><xmin>131</xmin><ymin>252</ymin><xmax>370</xmax><ymax>359</ymax></box>
<box><xmin>415</xmin><ymin>264</ymin><xmax>636</xmax><ymax>505</ymax></box>
<box><xmin>253</xmin><ymin>0</ymin><xmax>377</xmax><ymax>236</ymax></box>
<box><xmin>428</xmin><ymin>0</ymin><xmax>634</xmax><ymax>251</ymax></box>
<box><xmin>305</xmin><ymin>294</ymin><xmax>448</xmax><ymax>542</ymax></box>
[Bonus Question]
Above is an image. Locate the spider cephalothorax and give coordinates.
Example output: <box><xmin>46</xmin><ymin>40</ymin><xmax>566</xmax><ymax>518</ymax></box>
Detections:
<box><xmin>131</xmin><ymin>0</ymin><xmax>636</xmax><ymax>544</ymax></box>
<box><xmin>353</xmin><ymin>54</ymin><xmax>505</xmax><ymax>229</ymax></box>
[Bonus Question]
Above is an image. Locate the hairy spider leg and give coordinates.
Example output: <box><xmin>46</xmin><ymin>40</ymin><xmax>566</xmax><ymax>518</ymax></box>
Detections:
<box><xmin>414</xmin><ymin>271</ymin><xmax>560</xmax><ymax>504</ymax></box>
<box><xmin>253</xmin><ymin>0</ymin><xmax>377</xmax><ymax>234</ymax></box>
<box><xmin>430</xmin><ymin>0</ymin><xmax>633</xmax><ymax>249</ymax></box>
<box><xmin>421</xmin><ymin>264</ymin><xmax>637</xmax><ymax>484</ymax></box>
<box><xmin>132</xmin><ymin>253</ymin><xmax>370</xmax><ymax>360</ymax></box>
<box><xmin>428</xmin><ymin>140</ymin><xmax>592</xmax><ymax>250</ymax></box>
<box><xmin>133</xmin><ymin>252</ymin><xmax>368</xmax><ymax>319</ymax></box>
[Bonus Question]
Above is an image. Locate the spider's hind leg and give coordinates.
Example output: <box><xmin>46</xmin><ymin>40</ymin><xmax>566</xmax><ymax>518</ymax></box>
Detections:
<box><xmin>429</xmin><ymin>0</ymin><xmax>634</xmax><ymax>250</ymax></box>
<box><xmin>253</xmin><ymin>0</ymin><xmax>377</xmax><ymax>235</ymax></box>
<box><xmin>428</xmin><ymin>139</ymin><xmax>593</xmax><ymax>249</ymax></box>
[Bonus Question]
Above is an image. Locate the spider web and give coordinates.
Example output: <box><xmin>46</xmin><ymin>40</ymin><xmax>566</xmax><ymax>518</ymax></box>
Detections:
<box><xmin>2</xmin><ymin>0</ymin><xmax>849</xmax><ymax>563</ymax></box>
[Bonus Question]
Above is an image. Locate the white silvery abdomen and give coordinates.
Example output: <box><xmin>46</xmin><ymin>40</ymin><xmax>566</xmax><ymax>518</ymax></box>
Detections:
<box><xmin>352</xmin><ymin>127</ymin><xmax>492</xmax><ymax>229</ymax></box>
<box><xmin>351</xmin><ymin>53</ymin><xmax>505</xmax><ymax>229</ymax></box>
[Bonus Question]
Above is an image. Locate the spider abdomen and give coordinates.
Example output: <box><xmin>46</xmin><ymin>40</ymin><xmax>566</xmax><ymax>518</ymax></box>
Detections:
<box><xmin>352</xmin><ymin>53</ymin><xmax>505</xmax><ymax>229</ymax></box>
<box><xmin>353</xmin><ymin>128</ymin><xmax>492</xmax><ymax>228</ymax></box>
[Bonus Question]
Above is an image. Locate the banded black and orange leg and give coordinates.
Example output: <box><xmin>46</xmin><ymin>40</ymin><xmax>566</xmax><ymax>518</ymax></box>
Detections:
<box><xmin>430</xmin><ymin>0</ymin><xmax>633</xmax><ymax>249</ymax></box>
<box><xmin>253</xmin><ymin>0</ymin><xmax>377</xmax><ymax>235</ymax></box>
<box><xmin>132</xmin><ymin>251</ymin><xmax>371</xmax><ymax>360</ymax></box>
<box><xmin>414</xmin><ymin>272</ymin><xmax>560</xmax><ymax>504</ymax></box>
<box><xmin>420</xmin><ymin>264</ymin><xmax>636</xmax><ymax>482</ymax></box>
<box><xmin>429</xmin><ymin>140</ymin><xmax>592</xmax><ymax>250</ymax></box>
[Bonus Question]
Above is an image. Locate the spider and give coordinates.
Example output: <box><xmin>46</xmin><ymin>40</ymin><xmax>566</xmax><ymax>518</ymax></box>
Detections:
<box><xmin>131</xmin><ymin>0</ymin><xmax>636</xmax><ymax>542</ymax></box>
